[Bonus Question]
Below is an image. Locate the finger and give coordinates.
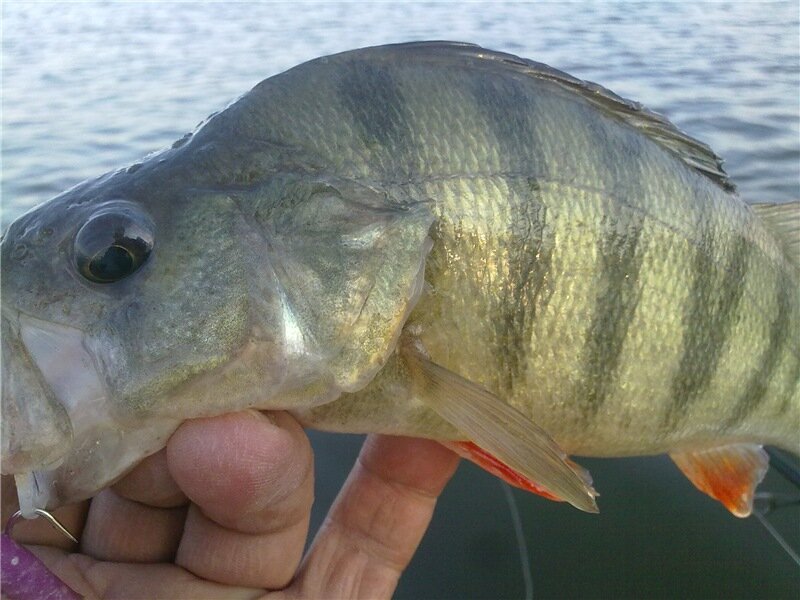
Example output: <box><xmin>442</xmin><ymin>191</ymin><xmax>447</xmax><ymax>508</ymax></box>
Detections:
<box><xmin>293</xmin><ymin>435</ymin><xmax>459</xmax><ymax>599</ymax></box>
<box><xmin>2</xmin><ymin>474</ymin><xmax>88</xmax><ymax>551</ymax></box>
<box><xmin>2</xmin><ymin>474</ymin><xmax>19</xmax><ymax>524</ymax></box>
<box><xmin>168</xmin><ymin>410</ymin><xmax>314</xmax><ymax>589</ymax></box>
<box><xmin>79</xmin><ymin>488</ymin><xmax>187</xmax><ymax>563</ymax></box>
<box><xmin>27</xmin><ymin>545</ymin><xmax>266</xmax><ymax>600</ymax></box>
<box><xmin>112</xmin><ymin>448</ymin><xmax>188</xmax><ymax>508</ymax></box>
<box><xmin>78</xmin><ymin>449</ymin><xmax>190</xmax><ymax>563</ymax></box>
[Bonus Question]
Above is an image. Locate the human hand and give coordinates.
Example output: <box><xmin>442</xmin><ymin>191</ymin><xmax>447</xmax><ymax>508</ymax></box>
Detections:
<box><xmin>1</xmin><ymin>410</ymin><xmax>460</xmax><ymax>599</ymax></box>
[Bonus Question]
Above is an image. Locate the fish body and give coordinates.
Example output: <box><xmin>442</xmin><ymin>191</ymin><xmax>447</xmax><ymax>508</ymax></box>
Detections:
<box><xmin>2</xmin><ymin>43</ymin><xmax>798</xmax><ymax>516</ymax></box>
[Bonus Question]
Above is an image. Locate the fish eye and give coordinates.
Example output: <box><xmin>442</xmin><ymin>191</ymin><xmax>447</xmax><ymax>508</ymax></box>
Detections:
<box><xmin>74</xmin><ymin>205</ymin><xmax>154</xmax><ymax>284</ymax></box>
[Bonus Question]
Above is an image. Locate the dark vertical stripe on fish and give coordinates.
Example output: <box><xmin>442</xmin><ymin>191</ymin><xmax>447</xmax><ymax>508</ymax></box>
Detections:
<box><xmin>338</xmin><ymin>61</ymin><xmax>413</xmax><ymax>174</ymax></box>
<box><xmin>574</xmin><ymin>210</ymin><xmax>645</xmax><ymax>418</ymax></box>
<box><xmin>469</xmin><ymin>75</ymin><xmax>548</xmax><ymax>175</ymax></box>
<box><xmin>664</xmin><ymin>232</ymin><xmax>751</xmax><ymax>428</ymax></box>
<box><xmin>726</xmin><ymin>268</ymin><xmax>793</xmax><ymax>425</ymax></box>
<box><xmin>776</xmin><ymin>352</ymin><xmax>800</xmax><ymax>416</ymax></box>
<box><xmin>496</xmin><ymin>179</ymin><xmax>552</xmax><ymax>391</ymax></box>
<box><xmin>469</xmin><ymin>76</ymin><xmax>553</xmax><ymax>392</ymax></box>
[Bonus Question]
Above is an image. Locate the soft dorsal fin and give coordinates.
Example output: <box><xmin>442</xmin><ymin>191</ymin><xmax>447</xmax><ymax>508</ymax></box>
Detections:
<box><xmin>751</xmin><ymin>201</ymin><xmax>800</xmax><ymax>269</ymax></box>
<box><xmin>370</xmin><ymin>42</ymin><xmax>735</xmax><ymax>192</ymax></box>
<box><xmin>670</xmin><ymin>443</ymin><xmax>769</xmax><ymax>517</ymax></box>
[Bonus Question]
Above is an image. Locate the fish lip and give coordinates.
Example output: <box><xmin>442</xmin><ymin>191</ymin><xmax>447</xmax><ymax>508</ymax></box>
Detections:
<box><xmin>17</xmin><ymin>313</ymin><xmax>109</xmax><ymax>418</ymax></box>
<box><xmin>9</xmin><ymin>312</ymin><xmax>185</xmax><ymax>511</ymax></box>
<box><xmin>0</xmin><ymin>303</ymin><xmax>23</xmax><ymax>327</ymax></box>
<box><xmin>10</xmin><ymin>313</ymin><xmax>111</xmax><ymax>509</ymax></box>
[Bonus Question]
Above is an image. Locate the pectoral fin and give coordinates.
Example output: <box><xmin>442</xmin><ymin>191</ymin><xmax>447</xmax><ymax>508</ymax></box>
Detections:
<box><xmin>443</xmin><ymin>440</ymin><xmax>594</xmax><ymax>503</ymax></box>
<box><xmin>670</xmin><ymin>443</ymin><xmax>769</xmax><ymax>517</ymax></box>
<box><xmin>403</xmin><ymin>341</ymin><xmax>598</xmax><ymax>513</ymax></box>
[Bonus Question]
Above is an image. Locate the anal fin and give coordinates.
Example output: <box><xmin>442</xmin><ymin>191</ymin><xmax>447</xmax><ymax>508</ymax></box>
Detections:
<box><xmin>670</xmin><ymin>443</ymin><xmax>769</xmax><ymax>517</ymax></box>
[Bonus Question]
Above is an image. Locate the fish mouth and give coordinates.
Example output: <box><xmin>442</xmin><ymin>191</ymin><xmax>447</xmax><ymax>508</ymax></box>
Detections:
<box><xmin>4</xmin><ymin>313</ymin><xmax>108</xmax><ymax>514</ymax></box>
<box><xmin>6</xmin><ymin>313</ymin><xmax>180</xmax><ymax>513</ymax></box>
<box><xmin>18</xmin><ymin>314</ymin><xmax>110</xmax><ymax>436</ymax></box>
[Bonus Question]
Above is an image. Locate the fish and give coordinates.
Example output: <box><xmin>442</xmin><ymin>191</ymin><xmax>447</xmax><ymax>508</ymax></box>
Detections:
<box><xmin>2</xmin><ymin>42</ymin><xmax>798</xmax><ymax>519</ymax></box>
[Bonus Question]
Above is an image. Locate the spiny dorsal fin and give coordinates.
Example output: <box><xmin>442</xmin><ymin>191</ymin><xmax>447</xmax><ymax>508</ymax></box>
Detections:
<box><xmin>372</xmin><ymin>42</ymin><xmax>735</xmax><ymax>192</ymax></box>
<box><xmin>751</xmin><ymin>201</ymin><xmax>800</xmax><ymax>269</ymax></box>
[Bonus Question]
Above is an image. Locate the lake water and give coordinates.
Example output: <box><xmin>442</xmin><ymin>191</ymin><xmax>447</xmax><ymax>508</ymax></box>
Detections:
<box><xmin>2</xmin><ymin>1</ymin><xmax>799</xmax><ymax>598</ymax></box>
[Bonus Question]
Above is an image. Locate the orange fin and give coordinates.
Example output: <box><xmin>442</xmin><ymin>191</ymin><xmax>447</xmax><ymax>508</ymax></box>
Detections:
<box><xmin>444</xmin><ymin>441</ymin><xmax>594</xmax><ymax>504</ymax></box>
<box><xmin>669</xmin><ymin>443</ymin><xmax>769</xmax><ymax>517</ymax></box>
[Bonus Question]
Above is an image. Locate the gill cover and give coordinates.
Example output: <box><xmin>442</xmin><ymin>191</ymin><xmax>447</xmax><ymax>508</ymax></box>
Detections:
<box><xmin>244</xmin><ymin>174</ymin><xmax>435</xmax><ymax>392</ymax></box>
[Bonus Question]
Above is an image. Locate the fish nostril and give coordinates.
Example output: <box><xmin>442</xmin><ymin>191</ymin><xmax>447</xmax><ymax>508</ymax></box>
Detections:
<box><xmin>12</xmin><ymin>243</ymin><xmax>28</xmax><ymax>260</ymax></box>
<box><xmin>126</xmin><ymin>301</ymin><xmax>142</xmax><ymax>324</ymax></box>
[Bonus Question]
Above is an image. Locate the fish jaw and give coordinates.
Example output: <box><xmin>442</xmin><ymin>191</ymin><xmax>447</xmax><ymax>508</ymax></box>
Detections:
<box><xmin>18</xmin><ymin>314</ymin><xmax>109</xmax><ymax>440</ymax></box>
<box><xmin>2</xmin><ymin>312</ymin><xmax>182</xmax><ymax>512</ymax></box>
<box><xmin>1</xmin><ymin>311</ymin><xmax>73</xmax><ymax>477</ymax></box>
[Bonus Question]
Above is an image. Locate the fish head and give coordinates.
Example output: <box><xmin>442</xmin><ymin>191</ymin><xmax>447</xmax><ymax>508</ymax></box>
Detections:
<box><xmin>1</xmin><ymin>142</ymin><xmax>434</xmax><ymax>512</ymax></box>
<box><xmin>0</xmin><ymin>159</ymin><xmax>317</xmax><ymax>512</ymax></box>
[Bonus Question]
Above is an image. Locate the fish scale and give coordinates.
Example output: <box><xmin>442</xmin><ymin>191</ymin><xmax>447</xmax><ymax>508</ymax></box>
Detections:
<box><xmin>264</xmin><ymin>41</ymin><xmax>797</xmax><ymax>463</ymax></box>
<box><xmin>2</xmin><ymin>42</ymin><xmax>798</xmax><ymax>516</ymax></box>
<box><xmin>409</xmin><ymin>164</ymin><xmax>791</xmax><ymax>452</ymax></box>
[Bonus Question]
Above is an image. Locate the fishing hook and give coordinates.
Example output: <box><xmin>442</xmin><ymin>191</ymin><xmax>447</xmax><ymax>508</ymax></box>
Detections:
<box><xmin>4</xmin><ymin>509</ymin><xmax>78</xmax><ymax>545</ymax></box>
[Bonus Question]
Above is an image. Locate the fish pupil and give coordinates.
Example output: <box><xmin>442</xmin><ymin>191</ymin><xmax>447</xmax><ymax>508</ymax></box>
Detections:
<box><xmin>90</xmin><ymin>244</ymin><xmax>135</xmax><ymax>281</ymax></box>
